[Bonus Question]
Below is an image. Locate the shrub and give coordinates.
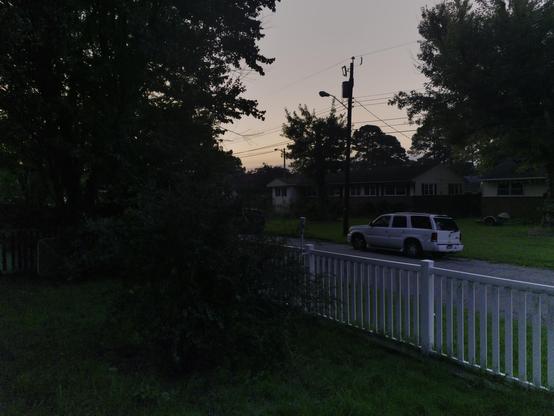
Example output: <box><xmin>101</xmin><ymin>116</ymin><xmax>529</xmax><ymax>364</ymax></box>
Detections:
<box><xmin>103</xmin><ymin>181</ymin><xmax>310</xmax><ymax>372</ymax></box>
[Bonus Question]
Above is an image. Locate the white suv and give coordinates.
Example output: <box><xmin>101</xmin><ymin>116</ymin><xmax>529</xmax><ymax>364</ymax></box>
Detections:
<box><xmin>347</xmin><ymin>212</ymin><xmax>463</xmax><ymax>258</ymax></box>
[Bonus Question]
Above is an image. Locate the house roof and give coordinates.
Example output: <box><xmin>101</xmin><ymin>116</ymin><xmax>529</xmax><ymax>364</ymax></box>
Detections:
<box><xmin>482</xmin><ymin>160</ymin><xmax>546</xmax><ymax>181</ymax></box>
<box><xmin>326</xmin><ymin>163</ymin><xmax>438</xmax><ymax>184</ymax></box>
<box><xmin>266</xmin><ymin>175</ymin><xmax>311</xmax><ymax>188</ymax></box>
<box><xmin>266</xmin><ymin>163</ymin><xmax>464</xmax><ymax>188</ymax></box>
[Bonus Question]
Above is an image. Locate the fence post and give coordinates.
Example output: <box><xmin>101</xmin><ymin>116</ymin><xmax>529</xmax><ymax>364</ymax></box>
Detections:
<box><xmin>420</xmin><ymin>259</ymin><xmax>435</xmax><ymax>353</ymax></box>
<box><xmin>305</xmin><ymin>243</ymin><xmax>315</xmax><ymax>275</ymax></box>
<box><xmin>304</xmin><ymin>244</ymin><xmax>315</xmax><ymax>312</ymax></box>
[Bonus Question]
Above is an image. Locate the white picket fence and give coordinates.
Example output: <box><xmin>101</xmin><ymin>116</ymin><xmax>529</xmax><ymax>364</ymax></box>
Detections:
<box><xmin>297</xmin><ymin>244</ymin><xmax>554</xmax><ymax>391</ymax></box>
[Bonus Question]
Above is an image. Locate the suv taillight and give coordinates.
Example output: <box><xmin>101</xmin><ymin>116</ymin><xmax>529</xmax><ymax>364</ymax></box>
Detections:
<box><xmin>431</xmin><ymin>232</ymin><xmax>437</xmax><ymax>242</ymax></box>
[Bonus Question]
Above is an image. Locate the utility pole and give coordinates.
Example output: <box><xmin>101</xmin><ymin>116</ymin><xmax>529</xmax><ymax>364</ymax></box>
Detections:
<box><xmin>342</xmin><ymin>57</ymin><xmax>355</xmax><ymax>236</ymax></box>
<box><xmin>274</xmin><ymin>148</ymin><xmax>286</xmax><ymax>169</ymax></box>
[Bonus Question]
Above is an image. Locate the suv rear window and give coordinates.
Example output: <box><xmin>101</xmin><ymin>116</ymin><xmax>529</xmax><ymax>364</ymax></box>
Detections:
<box><xmin>410</xmin><ymin>216</ymin><xmax>432</xmax><ymax>229</ymax></box>
<box><xmin>434</xmin><ymin>217</ymin><xmax>459</xmax><ymax>231</ymax></box>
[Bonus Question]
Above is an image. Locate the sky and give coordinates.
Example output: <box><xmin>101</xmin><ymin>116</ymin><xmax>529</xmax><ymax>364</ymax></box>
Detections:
<box><xmin>222</xmin><ymin>0</ymin><xmax>441</xmax><ymax>169</ymax></box>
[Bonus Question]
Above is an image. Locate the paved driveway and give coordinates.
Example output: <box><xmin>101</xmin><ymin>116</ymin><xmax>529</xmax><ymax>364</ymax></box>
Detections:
<box><xmin>286</xmin><ymin>237</ymin><xmax>554</xmax><ymax>286</ymax></box>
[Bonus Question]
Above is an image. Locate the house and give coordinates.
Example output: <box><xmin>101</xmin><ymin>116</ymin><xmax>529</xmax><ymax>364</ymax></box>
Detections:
<box><xmin>481</xmin><ymin>160</ymin><xmax>548</xmax><ymax>219</ymax></box>
<box><xmin>266</xmin><ymin>175</ymin><xmax>310</xmax><ymax>213</ymax></box>
<box><xmin>267</xmin><ymin>164</ymin><xmax>480</xmax><ymax>216</ymax></box>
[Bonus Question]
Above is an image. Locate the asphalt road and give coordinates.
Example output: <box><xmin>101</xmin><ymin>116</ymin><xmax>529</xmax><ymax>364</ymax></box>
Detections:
<box><xmin>286</xmin><ymin>237</ymin><xmax>554</xmax><ymax>286</ymax></box>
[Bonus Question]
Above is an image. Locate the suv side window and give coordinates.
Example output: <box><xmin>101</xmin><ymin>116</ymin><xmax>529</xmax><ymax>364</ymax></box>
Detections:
<box><xmin>411</xmin><ymin>215</ymin><xmax>432</xmax><ymax>229</ymax></box>
<box><xmin>371</xmin><ymin>215</ymin><xmax>391</xmax><ymax>227</ymax></box>
<box><xmin>392</xmin><ymin>216</ymin><xmax>407</xmax><ymax>228</ymax></box>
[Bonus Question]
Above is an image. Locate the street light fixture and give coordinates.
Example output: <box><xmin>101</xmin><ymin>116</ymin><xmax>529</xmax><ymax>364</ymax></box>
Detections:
<box><xmin>318</xmin><ymin>91</ymin><xmax>348</xmax><ymax>110</ymax></box>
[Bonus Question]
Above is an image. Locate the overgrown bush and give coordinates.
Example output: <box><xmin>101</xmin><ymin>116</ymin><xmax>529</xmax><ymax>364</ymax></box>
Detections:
<box><xmin>55</xmin><ymin>218</ymin><xmax>126</xmax><ymax>279</ymax></box>
<box><xmin>81</xmin><ymin>179</ymin><xmax>309</xmax><ymax>372</ymax></box>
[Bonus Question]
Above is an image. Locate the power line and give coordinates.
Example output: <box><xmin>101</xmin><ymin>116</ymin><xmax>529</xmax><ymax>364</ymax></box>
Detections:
<box><xmin>225</xmin><ymin>103</ymin><xmax>342</xmax><ymax>143</ymax></box>
<box><xmin>355</xmin><ymin>88</ymin><xmax>423</xmax><ymax>99</ymax></box>
<box><xmin>354</xmin><ymin>40</ymin><xmax>417</xmax><ymax>59</ymax></box>
<box><xmin>381</xmin><ymin>128</ymin><xmax>418</xmax><ymax>134</ymax></box>
<box><xmin>354</xmin><ymin>98</ymin><xmax>411</xmax><ymax>139</ymax></box>
<box><xmin>266</xmin><ymin>41</ymin><xmax>418</xmax><ymax>97</ymax></box>
<box><xmin>233</xmin><ymin>140</ymin><xmax>291</xmax><ymax>155</ymax></box>
<box><xmin>229</xmin><ymin>117</ymin><xmax>412</xmax><ymax>155</ymax></box>
<box><xmin>266</xmin><ymin>57</ymin><xmax>350</xmax><ymax>96</ymax></box>
<box><xmin>352</xmin><ymin>116</ymin><xmax>408</xmax><ymax>124</ymax></box>
<box><xmin>239</xmin><ymin>149</ymin><xmax>278</xmax><ymax>159</ymax></box>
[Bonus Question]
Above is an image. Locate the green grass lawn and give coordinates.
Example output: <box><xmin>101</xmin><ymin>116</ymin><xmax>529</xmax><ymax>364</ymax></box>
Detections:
<box><xmin>2</xmin><ymin>278</ymin><xmax>554</xmax><ymax>415</ymax></box>
<box><xmin>266</xmin><ymin>217</ymin><xmax>554</xmax><ymax>269</ymax></box>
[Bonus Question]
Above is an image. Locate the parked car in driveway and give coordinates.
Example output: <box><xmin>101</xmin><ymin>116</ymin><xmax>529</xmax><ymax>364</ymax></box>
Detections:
<box><xmin>347</xmin><ymin>212</ymin><xmax>463</xmax><ymax>258</ymax></box>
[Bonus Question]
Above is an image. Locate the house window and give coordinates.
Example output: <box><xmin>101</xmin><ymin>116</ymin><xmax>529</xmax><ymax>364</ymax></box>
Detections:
<box><xmin>281</xmin><ymin>187</ymin><xmax>287</xmax><ymax>197</ymax></box>
<box><xmin>497</xmin><ymin>182</ymin><xmax>510</xmax><ymax>196</ymax></box>
<box><xmin>350</xmin><ymin>185</ymin><xmax>361</xmax><ymax>196</ymax></box>
<box><xmin>448</xmin><ymin>183</ymin><xmax>463</xmax><ymax>195</ymax></box>
<box><xmin>275</xmin><ymin>188</ymin><xmax>281</xmax><ymax>197</ymax></box>
<box><xmin>511</xmin><ymin>182</ymin><xmax>524</xmax><ymax>195</ymax></box>
<box><xmin>422</xmin><ymin>183</ymin><xmax>437</xmax><ymax>196</ymax></box>
<box><xmin>384</xmin><ymin>184</ymin><xmax>395</xmax><ymax>196</ymax></box>
<box><xmin>395</xmin><ymin>185</ymin><xmax>406</xmax><ymax>196</ymax></box>
<box><xmin>364</xmin><ymin>184</ymin><xmax>378</xmax><ymax>196</ymax></box>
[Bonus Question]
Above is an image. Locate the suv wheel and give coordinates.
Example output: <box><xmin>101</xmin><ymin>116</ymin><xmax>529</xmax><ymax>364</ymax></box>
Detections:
<box><xmin>404</xmin><ymin>240</ymin><xmax>422</xmax><ymax>258</ymax></box>
<box><xmin>351</xmin><ymin>234</ymin><xmax>367</xmax><ymax>250</ymax></box>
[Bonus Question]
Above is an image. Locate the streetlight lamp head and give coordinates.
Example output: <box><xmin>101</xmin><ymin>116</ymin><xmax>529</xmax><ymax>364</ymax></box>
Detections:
<box><xmin>318</xmin><ymin>90</ymin><xmax>331</xmax><ymax>97</ymax></box>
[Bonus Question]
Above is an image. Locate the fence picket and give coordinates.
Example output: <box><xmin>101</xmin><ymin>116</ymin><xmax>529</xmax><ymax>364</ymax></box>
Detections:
<box><xmin>373</xmin><ymin>265</ymin><xmax>378</xmax><ymax>332</ymax></box>
<box><xmin>358</xmin><ymin>263</ymin><xmax>365</xmax><ymax>328</ymax></box>
<box><xmin>548</xmin><ymin>296</ymin><xmax>554</xmax><ymax>388</ymax></box>
<box><xmin>404</xmin><ymin>271</ymin><xmax>411</xmax><ymax>340</ymax></box>
<box><xmin>331</xmin><ymin>258</ymin><xmax>337</xmax><ymax>319</ymax></box>
<box><xmin>396</xmin><ymin>269</ymin><xmax>402</xmax><ymax>340</ymax></box>
<box><xmin>415</xmin><ymin>271</ymin><xmax>420</xmax><ymax>345</ymax></box>
<box><xmin>505</xmin><ymin>287</ymin><xmax>513</xmax><ymax>377</ymax></box>
<box><xmin>479</xmin><ymin>284</ymin><xmax>488</xmax><ymax>369</ymax></box>
<box><xmin>532</xmin><ymin>294</ymin><xmax>542</xmax><ymax>387</ymax></box>
<box><xmin>365</xmin><ymin>263</ymin><xmax>371</xmax><ymax>331</ymax></box>
<box><xmin>388</xmin><ymin>268</ymin><xmax>394</xmax><ymax>338</ymax></box>
<box><xmin>436</xmin><ymin>276</ymin><xmax>443</xmax><ymax>354</ymax></box>
<box><xmin>457</xmin><ymin>280</ymin><xmax>464</xmax><ymax>362</ymax></box>
<box><xmin>491</xmin><ymin>286</ymin><xmax>500</xmax><ymax>373</ymax></box>
<box><xmin>381</xmin><ymin>266</ymin><xmax>386</xmax><ymax>334</ymax></box>
<box><xmin>518</xmin><ymin>291</ymin><xmax>527</xmax><ymax>382</ymax></box>
<box><xmin>468</xmin><ymin>281</ymin><xmax>476</xmax><ymax>365</ymax></box>
<box><xmin>446</xmin><ymin>278</ymin><xmax>453</xmax><ymax>356</ymax></box>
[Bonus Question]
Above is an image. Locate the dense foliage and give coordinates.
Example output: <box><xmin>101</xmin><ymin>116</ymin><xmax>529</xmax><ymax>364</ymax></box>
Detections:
<box><xmin>352</xmin><ymin>125</ymin><xmax>408</xmax><ymax>166</ymax></box>
<box><xmin>116</xmin><ymin>183</ymin><xmax>306</xmax><ymax>370</ymax></box>
<box><xmin>282</xmin><ymin>105</ymin><xmax>347</xmax><ymax>215</ymax></box>
<box><xmin>392</xmin><ymin>0</ymin><xmax>554</xmax><ymax>186</ymax></box>
<box><xmin>0</xmin><ymin>0</ymin><xmax>277</xmax><ymax>217</ymax></box>
<box><xmin>0</xmin><ymin>0</ymin><xmax>315</xmax><ymax>371</ymax></box>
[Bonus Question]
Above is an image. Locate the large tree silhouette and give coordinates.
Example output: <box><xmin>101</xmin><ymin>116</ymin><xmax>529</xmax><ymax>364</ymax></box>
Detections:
<box><xmin>392</xmin><ymin>0</ymin><xmax>554</xmax><ymax>198</ymax></box>
<box><xmin>282</xmin><ymin>105</ymin><xmax>346</xmax><ymax>211</ymax></box>
<box><xmin>352</xmin><ymin>125</ymin><xmax>407</xmax><ymax>167</ymax></box>
<box><xmin>0</xmin><ymin>0</ymin><xmax>277</xmax><ymax>217</ymax></box>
